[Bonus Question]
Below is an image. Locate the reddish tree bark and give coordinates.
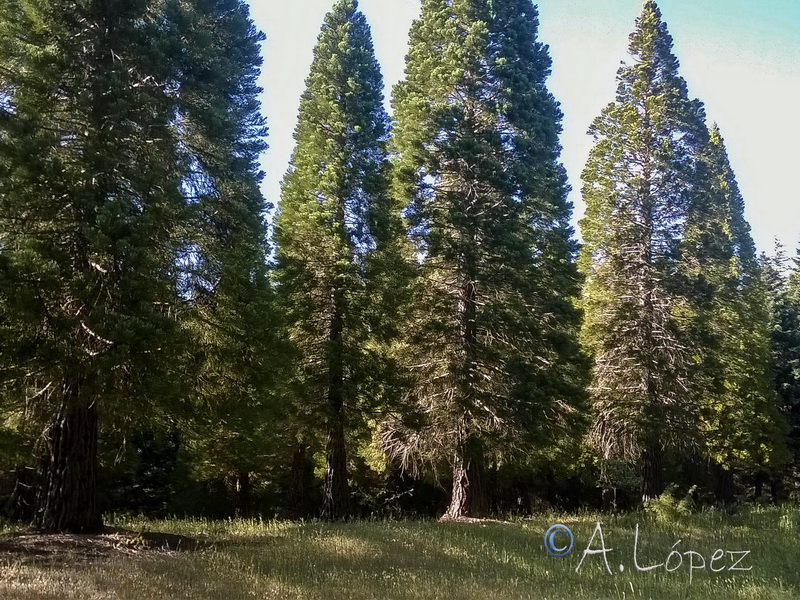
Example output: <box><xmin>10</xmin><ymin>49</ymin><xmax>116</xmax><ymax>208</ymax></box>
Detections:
<box><xmin>33</xmin><ymin>378</ymin><xmax>102</xmax><ymax>533</ymax></box>
<box><xmin>443</xmin><ymin>446</ymin><xmax>488</xmax><ymax>520</ymax></box>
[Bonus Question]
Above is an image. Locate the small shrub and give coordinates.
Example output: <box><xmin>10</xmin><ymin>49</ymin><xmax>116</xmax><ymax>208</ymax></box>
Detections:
<box><xmin>644</xmin><ymin>484</ymin><xmax>697</xmax><ymax>522</ymax></box>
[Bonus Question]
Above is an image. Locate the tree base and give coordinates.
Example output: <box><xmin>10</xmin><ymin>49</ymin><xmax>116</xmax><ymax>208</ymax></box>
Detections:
<box><xmin>32</xmin><ymin>381</ymin><xmax>102</xmax><ymax>534</ymax></box>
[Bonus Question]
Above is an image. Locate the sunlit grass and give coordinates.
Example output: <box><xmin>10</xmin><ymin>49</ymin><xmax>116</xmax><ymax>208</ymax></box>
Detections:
<box><xmin>1</xmin><ymin>506</ymin><xmax>798</xmax><ymax>599</ymax></box>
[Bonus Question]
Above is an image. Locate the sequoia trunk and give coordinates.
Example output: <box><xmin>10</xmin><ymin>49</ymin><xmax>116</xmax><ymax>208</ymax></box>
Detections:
<box><xmin>287</xmin><ymin>444</ymin><xmax>311</xmax><ymax>516</ymax></box>
<box><xmin>321</xmin><ymin>286</ymin><xmax>350</xmax><ymax>520</ymax></box>
<box><xmin>443</xmin><ymin>447</ymin><xmax>488</xmax><ymax>520</ymax></box>
<box><xmin>33</xmin><ymin>378</ymin><xmax>102</xmax><ymax>533</ymax></box>
<box><xmin>713</xmin><ymin>462</ymin><xmax>735</xmax><ymax>505</ymax></box>
<box><xmin>321</xmin><ymin>416</ymin><xmax>350</xmax><ymax>519</ymax></box>
<box><xmin>640</xmin><ymin>442</ymin><xmax>664</xmax><ymax>504</ymax></box>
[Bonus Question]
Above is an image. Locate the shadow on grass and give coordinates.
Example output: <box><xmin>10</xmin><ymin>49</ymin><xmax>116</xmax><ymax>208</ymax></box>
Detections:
<box><xmin>0</xmin><ymin>527</ymin><xmax>203</xmax><ymax>566</ymax></box>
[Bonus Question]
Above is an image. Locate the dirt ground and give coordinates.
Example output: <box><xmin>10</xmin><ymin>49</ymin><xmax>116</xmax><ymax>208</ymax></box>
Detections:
<box><xmin>0</xmin><ymin>529</ymin><xmax>201</xmax><ymax>564</ymax></box>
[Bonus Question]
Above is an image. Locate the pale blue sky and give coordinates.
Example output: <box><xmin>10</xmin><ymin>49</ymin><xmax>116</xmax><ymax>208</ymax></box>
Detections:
<box><xmin>250</xmin><ymin>0</ymin><xmax>800</xmax><ymax>253</ymax></box>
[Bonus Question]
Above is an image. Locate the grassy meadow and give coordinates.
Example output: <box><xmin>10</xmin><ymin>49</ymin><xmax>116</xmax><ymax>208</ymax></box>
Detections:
<box><xmin>1</xmin><ymin>506</ymin><xmax>799</xmax><ymax>600</ymax></box>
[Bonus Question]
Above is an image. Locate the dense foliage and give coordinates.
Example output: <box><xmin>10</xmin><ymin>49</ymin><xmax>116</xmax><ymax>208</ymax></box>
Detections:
<box><xmin>578</xmin><ymin>1</ymin><xmax>787</xmax><ymax>505</ymax></box>
<box><xmin>578</xmin><ymin>0</ymin><xmax>705</xmax><ymax>502</ymax></box>
<box><xmin>0</xmin><ymin>0</ymin><xmax>272</xmax><ymax>531</ymax></box>
<box><xmin>274</xmin><ymin>0</ymin><xmax>405</xmax><ymax>520</ymax></box>
<box><xmin>0</xmin><ymin>0</ymin><xmax>796</xmax><ymax>529</ymax></box>
<box><xmin>384</xmin><ymin>0</ymin><xmax>586</xmax><ymax>519</ymax></box>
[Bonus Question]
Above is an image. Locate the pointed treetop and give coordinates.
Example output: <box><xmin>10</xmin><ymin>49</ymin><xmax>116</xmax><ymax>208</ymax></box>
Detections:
<box><xmin>327</xmin><ymin>0</ymin><xmax>358</xmax><ymax>22</ymax></box>
<box><xmin>628</xmin><ymin>0</ymin><xmax>678</xmax><ymax>69</ymax></box>
<box><xmin>702</xmin><ymin>121</ymin><xmax>757</xmax><ymax>269</ymax></box>
<box><xmin>288</xmin><ymin>0</ymin><xmax>387</xmax><ymax>168</ymax></box>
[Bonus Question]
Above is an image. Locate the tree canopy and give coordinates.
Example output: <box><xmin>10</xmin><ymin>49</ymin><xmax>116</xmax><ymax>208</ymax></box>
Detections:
<box><xmin>0</xmin><ymin>0</ymin><xmax>794</xmax><ymax>526</ymax></box>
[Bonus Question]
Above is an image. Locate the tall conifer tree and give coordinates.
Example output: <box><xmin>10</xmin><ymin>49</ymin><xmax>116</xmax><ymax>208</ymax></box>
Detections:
<box><xmin>0</xmin><ymin>0</ymin><xmax>271</xmax><ymax>530</ymax></box>
<box><xmin>174</xmin><ymin>0</ymin><xmax>275</xmax><ymax>518</ymax></box>
<box><xmin>388</xmin><ymin>0</ymin><xmax>585</xmax><ymax>519</ymax></box>
<box><xmin>274</xmin><ymin>0</ymin><xmax>402</xmax><ymax>520</ymax></box>
<box><xmin>681</xmin><ymin>126</ymin><xmax>786</xmax><ymax>500</ymax></box>
<box><xmin>579</xmin><ymin>1</ymin><xmax>707</xmax><ymax>502</ymax></box>
<box><xmin>0</xmin><ymin>0</ymin><xmax>188</xmax><ymax>531</ymax></box>
<box><xmin>765</xmin><ymin>245</ymin><xmax>800</xmax><ymax>484</ymax></box>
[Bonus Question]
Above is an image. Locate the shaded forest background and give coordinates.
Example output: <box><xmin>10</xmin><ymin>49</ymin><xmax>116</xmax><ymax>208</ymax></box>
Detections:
<box><xmin>1</xmin><ymin>0</ymin><xmax>799</xmax><ymax>532</ymax></box>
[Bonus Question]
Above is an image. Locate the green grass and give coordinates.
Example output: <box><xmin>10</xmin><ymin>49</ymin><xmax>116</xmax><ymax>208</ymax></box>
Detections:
<box><xmin>1</xmin><ymin>506</ymin><xmax>799</xmax><ymax>599</ymax></box>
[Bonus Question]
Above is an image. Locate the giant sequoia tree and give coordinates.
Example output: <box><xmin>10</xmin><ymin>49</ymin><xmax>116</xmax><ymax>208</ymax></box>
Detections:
<box><xmin>580</xmin><ymin>1</ymin><xmax>787</xmax><ymax>503</ymax></box>
<box><xmin>175</xmin><ymin>0</ymin><xmax>276</xmax><ymax>518</ymax></box>
<box><xmin>765</xmin><ymin>245</ymin><xmax>800</xmax><ymax>480</ymax></box>
<box><xmin>0</xmin><ymin>0</ymin><xmax>269</xmax><ymax>531</ymax></box>
<box><xmin>680</xmin><ymin>126</ymin><xmax>786</xmax><ymax>500</ymax></box>
<box><xmin>0</xmin><ymin>0</ymin><xmax>187</xmax><ymax>532</ymax></box>
<box><xmin>387</xmin><ymin>0</ymin><xmax>586</xmax><ymax>519</ymax></box>
<box><xmin>579</xmin><ymin>1</ymin><xmax>708</xmax><ymax>502</ymax></box>
<box><xmin>274</xmin><ymin>0</ymin><xmax>403</xmax><ymax>520</ymax></box>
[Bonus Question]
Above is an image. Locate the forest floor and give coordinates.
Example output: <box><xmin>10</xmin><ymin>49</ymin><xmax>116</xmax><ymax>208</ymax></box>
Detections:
<box><xmin>1</xmin><ymin>506</ymin><xmax>798</xmax><ymax>599</ymax></box>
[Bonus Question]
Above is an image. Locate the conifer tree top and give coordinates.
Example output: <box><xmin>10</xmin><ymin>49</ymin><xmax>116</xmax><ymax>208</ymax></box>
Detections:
<box><xmin>619</xmin><ymin>0</ymin><xmax>690</xmax><ymax>103</ymax></box>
